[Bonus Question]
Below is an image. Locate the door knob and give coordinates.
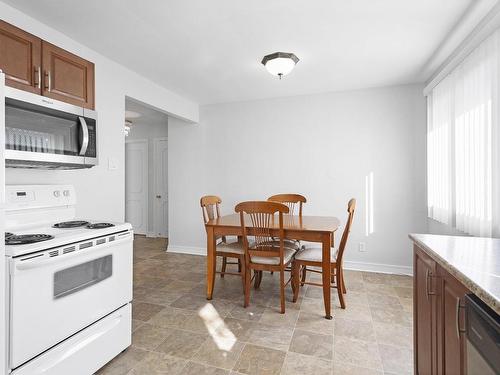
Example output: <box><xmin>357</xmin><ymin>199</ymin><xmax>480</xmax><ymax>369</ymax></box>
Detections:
<box><xmin>156</xmin><ymin>195</ymin><xmax>161</xmax><ymax>198</ymax></box>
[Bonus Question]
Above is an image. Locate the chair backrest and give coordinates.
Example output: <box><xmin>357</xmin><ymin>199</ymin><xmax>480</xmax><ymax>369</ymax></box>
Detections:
<box><xmin>235</xmin><ymin>201</ymin><xmax>289</xmax><ymax>263</ymax></box>
<box><xmin>336</xmin><ymin>198</ymin><xmax>356</xmax><ymax>265</ymax></box>
<box><xmin>267</xmin><ymin>194</ymin><xmax>307</xmax><ymax>216</ymax></box>
<box><xmin>200</xmin><ymin>195</ymin><xmax>225</xmax><ymax>241</ymax></box>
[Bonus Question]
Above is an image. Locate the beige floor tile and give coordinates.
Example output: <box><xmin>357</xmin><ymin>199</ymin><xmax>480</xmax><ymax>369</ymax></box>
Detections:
<box><xmin>192</xmin><ymin>338</ymin><xmax>245</xmax><ymax>369</ymax></box>
<box><xmin>378</xmin><ymin>344</ymin><xmax>413</xmax><ymax>374</ymax></box>
<box><xmin>148</xmin><ymin>306</ymin><xmax>194</xmax><ymax>329</ymax></box>
<box><xmin>183</xmin><ymin>361</ymin><xmax>230</xmax><ymax>375</ymax></box>
<box><xmin>96</xmin><ymin>346</ymin><xmax>147</xmax><ymax>375</ymax></box>
<box><xmin>129</xmin><ymin>351</ymin><xmax>187</xmax><ymax>375</ymax></box>
<box><xmin>366</xmin><ymin>293</ymin><xmax>403</xmax><ymax>309</ymax></box>
<box><xmin>259</xmin><ymin>307</ymin><xmax>300</xmax><ymax>327</ymax></box>
<box><xmin>333</xmin><ymin>336</ymin><xmax>383</xmax><ymax>371</ymax></box>
<box><xmin>101</xmin><ymin>237</ymin><xmax>415</xmax><ymax>375</ymax></box>
<box><xmin>234</xmin><ymin>344</ymin><xmax>286</xmax><ymax>375</ymax></box>
<box><xmin>333</xmin><ymin>361</ymin><xmax>383</xmax><ymax>375</ymax></box>
<box><xmin>280</xmin><ymin>352</ymin><xmax>333</xmax><ymax>375</ymax></box>
<box><xmin>132</xmin><ymin>323</ymin><xmax>171</xmax><ymax>351</ymax></box>
<box><xmin>295</xmin><ymin>311</ymin><xmax>335</xmax><ymax>335</ymax></box>
<box><xmin>156</xmin><ymin>328</ymin><xmax>208</xmax><ymax>359</ymax></box>
<box><xmin>362</xmin><ymin>272</ymin><xmax>391</xmax><ymax>285</ymax></box>
<box><xmin>228</xmin><ymin>303</ymin><xmax>266</xmax><ymax>321</ymax></box>
<box><xmin>370</xmin><ymin>306</ymin><xmax>412</xmax><ymax>327</ymax></box>
<box><xmin>334</xmin><ymin>317</ymin><xmax>376</xmax><ymax>342</ymax></box>
<box><xmin>132</xmin><ymin>302</ymin><xmax>165</xmax><ymax>322</ymax></box>
<box><xmin>333</xmin><ymin>303</ymin><xmax>372</xmax><ymax>322</ymax></box>
<box><xmin>394</xmin><ymin>287</ymin><xmax>413</xmax><ymax>299</ymax></box>
<box><xmin>373</xmin><ymin>322</ymin><xmax>412</xmax><ymax>348</ymax></box>
<box><xmin>246</xmin><ymin>322</ymin><xmax>294</xmax><ymax>351</ymax></box>
<box><xmin>289</xmin><ymin>329</ymin><xmax>333</xmax><ymax>360</ymax></box>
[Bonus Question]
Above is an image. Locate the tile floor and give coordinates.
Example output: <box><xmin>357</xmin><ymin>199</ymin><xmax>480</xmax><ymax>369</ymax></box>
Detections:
<box><xmin>97</xmin><ymin>236</ymin><xmax>414</xmax><ymax>375</ymax></box>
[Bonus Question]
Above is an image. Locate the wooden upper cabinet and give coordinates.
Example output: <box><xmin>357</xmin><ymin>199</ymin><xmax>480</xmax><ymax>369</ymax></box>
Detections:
<box><xmin>42</xmin><ymin>41</ymin><xmax>94</xmax><ymax>109</ymax></box>
<box><xmin>0</xmin><ymin>20</ymin><xmax>42</xmax><ymax>94</ymax></box>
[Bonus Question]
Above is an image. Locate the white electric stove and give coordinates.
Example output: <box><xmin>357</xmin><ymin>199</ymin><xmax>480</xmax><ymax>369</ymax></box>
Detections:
<box><xmin>5</xmin><ymin>185</ymin><xmax>133</xmax><ymax>375</ymax></box>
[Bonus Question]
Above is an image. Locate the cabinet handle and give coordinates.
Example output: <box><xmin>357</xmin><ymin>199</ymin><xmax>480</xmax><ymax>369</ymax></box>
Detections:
<box><xmin>44</xmin><ymin>71</ymin><xmax>51</xmax><ymax>91</ymax></box>
<box><xmin>425</xmin><ymin>269</ymin><xmax>436</xmax><ymax>298</ymax></box>
<box><xmin>34</xmin><ymin>66</ymin><xmax>41</xmax><ymax>89</ymax></box>
<box><xmin>456</xmin><ymin>300</ymin><xmax>466</xmax><ymax>338</ymax></box>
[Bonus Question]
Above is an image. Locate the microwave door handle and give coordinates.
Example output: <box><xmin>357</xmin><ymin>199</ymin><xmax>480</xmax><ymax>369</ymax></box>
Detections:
<box><xmin>79</xmin><ymin>116</ymin><xmax>89</xmax><ymax>156</ymax></box>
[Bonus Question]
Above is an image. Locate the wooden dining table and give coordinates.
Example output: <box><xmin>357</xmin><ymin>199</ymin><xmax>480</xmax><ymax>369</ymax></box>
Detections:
<box><xmin>205</xmin><ymin>214</ymin><xmax>341</xmax><ymax>319</ymax></box>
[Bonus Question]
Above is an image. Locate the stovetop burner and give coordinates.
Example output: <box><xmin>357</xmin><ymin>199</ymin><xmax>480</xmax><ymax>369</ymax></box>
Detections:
<box><xmin>5</xmin><ymin>232</ymin><xmax>13</xmax><ymax>238</ymax></box>
<box><xmin>53</xmin><ymin>220</ymin><xmax>90</xmax><ymax>229</ymax></box>
<box><xmin>86</xmin><ymin>223</ymin><xmax>115</xmax><ymax>229</ymax></box>
<box><xmin>6</xmin><ymin>234</ymin><xmax>54</xmax><ymax>245</ymax></box>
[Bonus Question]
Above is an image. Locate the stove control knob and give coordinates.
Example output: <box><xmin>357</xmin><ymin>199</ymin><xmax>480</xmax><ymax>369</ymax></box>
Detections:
<box><xmin>63</xmin><ymin>190</ymin><xmax>70</xmax><ymax>197</ymax></box>
<box><xmin>53</xmin><ymin>190</ymin><xmax>60</xmax><ymax>198</ymax></box>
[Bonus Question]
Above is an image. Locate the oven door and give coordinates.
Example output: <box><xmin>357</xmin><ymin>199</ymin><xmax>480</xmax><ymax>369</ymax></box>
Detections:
<box><xmin>4</xmin><ymin>87</ymin><xmax>97</xmax><ymax>169</ymax></box>
<box><xmin>9</xmin><ymin>231</ymin><xmax>132</xmax><ymax>369</ymax></box>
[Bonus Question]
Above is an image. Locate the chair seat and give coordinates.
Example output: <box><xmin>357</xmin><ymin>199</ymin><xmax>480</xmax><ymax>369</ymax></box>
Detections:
<box><xmin>217</xmin><ymin>241</ymin><xmax>244</xmax><ymax>255</ymax></box>
<box><xmin>265</xmin><ymin>239</ymin><xmax>301</xmax><ymax>251</ymax></box>
<box><xmin>294</xmin><ymin>246</ymin><xmax>339</xmax><ymax>263</ymax></box>
<box><xmin>251</xmin><ymin>248</ymin><xmax>296</xmax><ymax>265</ymax></box>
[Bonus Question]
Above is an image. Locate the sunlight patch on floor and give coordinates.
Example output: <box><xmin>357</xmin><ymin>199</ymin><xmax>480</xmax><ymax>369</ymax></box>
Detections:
<box><xmin>199</xmin><ymin>303</ymin><xmax>236</xmax><ymax>352</ymax></box>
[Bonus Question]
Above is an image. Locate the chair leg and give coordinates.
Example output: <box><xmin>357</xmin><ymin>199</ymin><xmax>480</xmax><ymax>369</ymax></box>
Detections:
<box><xmin>300</xmin><ymin>266</ymin><xmax>307</xmax><ymax>286</ymax></box>
<box><xmin>291</xmin><ymin>261</ymin><xmax>300</xmax><ymax>303</ymax></box>
<box><xmin>240</xmin><ymin>256</ymin><xmax>246</xmax><ymax>292</ymax></box>
<box><xmin>279</xmin><ymin>268</ymin><xmax>286</xmax><ymax>314</ymax></box>
<box><xmin>221</xmin><ymin>256</ymin><xmax>227</xmax><ymax>278</ymax></box>
<box><xmin>336</xmin><ymin>268</ymin><xmax>346</xmax><ymax>309</ymax></box>
<box><xmin>341</xmin><ymin>268</ymin><xmax>347</xmax><ymax>294</ymax></box>
<box><xmin>244</xmin><ymin>266</ymin><xmax>251</xmax><ymax>308</ymax></box>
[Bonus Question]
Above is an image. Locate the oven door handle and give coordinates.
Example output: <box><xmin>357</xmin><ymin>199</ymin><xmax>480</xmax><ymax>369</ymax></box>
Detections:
<box><xmin>13</xmin><ymin>233</ymin><xmax>132</xmax><ymax>272</ymax></box>
<box><xmin>79</xmin><ymin>116</ymin><xmax>89</xmax><ymax>156</ymax></box>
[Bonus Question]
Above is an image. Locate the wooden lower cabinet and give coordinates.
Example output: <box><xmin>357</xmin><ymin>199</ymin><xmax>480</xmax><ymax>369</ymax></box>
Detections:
<box><xmin>414</xmin><ymin>245</ymin><xmax>470</xmax><ymax>375</ymax></box>
<box><xmin>437</xmin><ymin>267</ymin><xmax>468</xmax><ymax>375</ymax></box>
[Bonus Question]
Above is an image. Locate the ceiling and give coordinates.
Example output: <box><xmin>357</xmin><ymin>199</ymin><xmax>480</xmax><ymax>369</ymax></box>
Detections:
<box><xmin>4</xmin><ymin>0</ymin><xmax>475</xmax><ymax>104</ymax></box>
<box><xmin>125</xmin><ymin>97</ymin><xmax>168</xmax><ymax>126</ymax></box>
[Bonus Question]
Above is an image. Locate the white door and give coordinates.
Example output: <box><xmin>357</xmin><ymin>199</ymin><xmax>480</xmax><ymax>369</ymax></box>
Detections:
<box><xmin>125</xmin><ymin>140</ymin><xmax>148</xmax><ymax>234</ymax></box>
<box><xmin>153</xmin><ymin>138</ymin><xmax>168</xmax><ymax>237</ymax></box>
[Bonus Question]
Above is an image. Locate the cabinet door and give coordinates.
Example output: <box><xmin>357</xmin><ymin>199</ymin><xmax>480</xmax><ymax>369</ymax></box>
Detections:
<box><xmin>438</xmin><ymin>267</ymin><xmax>469</xmax><ymax>375</ymax></box>
<box><xmin>414</xmin><ymin>245</ymin><xmax>437</xmax><ymax>375</ymax></box>
<box><xmin>42</xmin><ymin>41</ymin><xmax>94</xmax><ymax>109</ymax></box>
<box><xmin>0</xmin><ymin>20</ymin><xmax>41</xmax><ymax>94</ymax></box>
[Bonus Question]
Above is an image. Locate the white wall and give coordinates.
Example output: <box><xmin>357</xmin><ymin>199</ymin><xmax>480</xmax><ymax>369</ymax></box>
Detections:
<box><xmin>0</xmin><ymin>1</ymin><xmax>198</xmax><ymax>223</ymax></box>
<box><xmin>126</xmin><ymin>117</ymin><xmax>168</xmax><ymax>234</ymax></box>
<box><xmin>168</xmin><ymin>84</ymin><xmax>427</xmax><ymax>274</ymax></box>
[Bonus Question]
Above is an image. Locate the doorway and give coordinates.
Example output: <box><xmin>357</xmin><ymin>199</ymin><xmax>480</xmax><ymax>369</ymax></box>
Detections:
<box><xmin>124</xmin><ymin>98</ymin><xmax>169</xmax><ymax>239</ymax></box>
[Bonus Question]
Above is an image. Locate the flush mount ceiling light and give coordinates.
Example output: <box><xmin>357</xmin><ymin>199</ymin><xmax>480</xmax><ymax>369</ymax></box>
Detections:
<box><xmin>261</xmin><ymin>52</ymin><xmax>299</xmax><ymax>79</ymax></box>
<box><xmin>124</xmin><ymin>120</ymin><xmax>132</xmax><ymax>137</ymax></box>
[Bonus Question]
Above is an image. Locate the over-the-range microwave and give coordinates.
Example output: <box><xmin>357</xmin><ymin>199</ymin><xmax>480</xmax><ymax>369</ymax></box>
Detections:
<box><xmin>4</xmin><ymin>87</ymin><xmax>97</xmax><ymax>169</ymax></box>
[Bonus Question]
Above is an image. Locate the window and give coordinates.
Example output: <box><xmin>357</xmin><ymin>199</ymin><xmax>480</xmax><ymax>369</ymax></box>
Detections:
<box><xmin>427</xmin><ymin>30</ymin><xmax>499</xmax><ymax>237</ymax></box>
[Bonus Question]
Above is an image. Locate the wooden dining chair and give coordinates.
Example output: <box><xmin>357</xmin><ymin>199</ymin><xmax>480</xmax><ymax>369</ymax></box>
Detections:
<box><xmin>267</xmin><ymin>193</ymin><xmax>306</xmax><ymax>251</ymax></box>
<box><xmin>291</xmin><ymin>198</ymin><xmax>356</xmax><ymax>309</ymax></box>
<box><xmin>201</xmin><ymin>196</ymin><xmax>245</xmax><ymax>287</ymax></box>
<box><xmin>235</xmin><ymin>201</ymin><xmax>295</xmax><ymax>314</ymax></box>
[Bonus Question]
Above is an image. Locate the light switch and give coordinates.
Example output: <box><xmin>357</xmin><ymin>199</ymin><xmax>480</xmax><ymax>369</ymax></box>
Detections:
<box><xmin>108</xmin><ymin>157</ymin><xmax>118</xmax><ymax>170</ymax></box>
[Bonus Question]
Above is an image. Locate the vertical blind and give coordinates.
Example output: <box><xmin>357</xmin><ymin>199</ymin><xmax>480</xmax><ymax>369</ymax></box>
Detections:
<box><xmin>427</xmin><ymin>30</ymin><xmax>499</xmax><ymax>237</ymax></box>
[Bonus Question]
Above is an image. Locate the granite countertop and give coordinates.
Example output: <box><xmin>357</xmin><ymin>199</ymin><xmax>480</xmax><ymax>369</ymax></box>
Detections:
<box><xmin>409</xmin><ymin>233</ymin><xmax>500</xmax><ymax>315</ymax></box>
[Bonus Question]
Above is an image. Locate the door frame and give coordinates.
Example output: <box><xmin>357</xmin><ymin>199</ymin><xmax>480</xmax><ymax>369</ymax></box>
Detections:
<box><xmin>125</xmin><ymin>138</ymin><xmax>149</xmax><ymax>235</ymax></box>
<box><xmin>152</xmin><ymin>137</ymin><xmax>168</xmax><ymax>238</ymax></box>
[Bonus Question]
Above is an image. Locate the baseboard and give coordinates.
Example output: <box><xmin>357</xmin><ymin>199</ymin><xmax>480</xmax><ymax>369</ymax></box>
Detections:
<box><xmin>343</xmin><ymin>261</ymin><xmax>413</xmax><ymax>276</ymax></box>
<box><xmin>167</xmin><ymin>245</ymin><xmax>206</xmax><ymax>256</ymax></box>
<box><xmin>166</xmin><ymin>245</ymin><xmax>413</xmax><ymax>275</ymax></box>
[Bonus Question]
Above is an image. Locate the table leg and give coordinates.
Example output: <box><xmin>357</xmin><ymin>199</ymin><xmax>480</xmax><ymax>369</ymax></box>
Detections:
<box><xmin>206</xmin><ymin>226</ymin><xmax>216</xmax><ymax>300</ymax></box>
<box><xmin>322</xmin><ymin>233</ymin><xmax>332</xmax><ymax>319</ymax></box>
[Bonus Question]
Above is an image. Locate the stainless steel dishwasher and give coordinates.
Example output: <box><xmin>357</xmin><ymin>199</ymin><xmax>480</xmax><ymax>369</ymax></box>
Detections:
<box><xmin>465</xmin><ymin>294</ymin><xmax>500</xmax><ymax>375</ymax></box>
